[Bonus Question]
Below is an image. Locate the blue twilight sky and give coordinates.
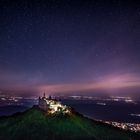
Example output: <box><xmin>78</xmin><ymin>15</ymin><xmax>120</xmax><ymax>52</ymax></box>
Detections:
<box><xmin>0</xmin><ymin>0</ymin><xmax>140</xmax><ymax>97</ymax></box>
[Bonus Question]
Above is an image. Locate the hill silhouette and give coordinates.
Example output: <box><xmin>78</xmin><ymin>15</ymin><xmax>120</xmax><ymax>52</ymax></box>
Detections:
<box><xmin>0</xmin><ymin>106</ymin><xmax>139</xmax><ymax>140</ymax></box>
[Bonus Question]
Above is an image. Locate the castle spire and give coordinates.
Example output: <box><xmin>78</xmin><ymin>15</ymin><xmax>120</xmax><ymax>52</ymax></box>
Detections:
<box><xmin>43</xmin><ymin>92</ymin><xmax>45</xmax><ymax>97</ymax></box>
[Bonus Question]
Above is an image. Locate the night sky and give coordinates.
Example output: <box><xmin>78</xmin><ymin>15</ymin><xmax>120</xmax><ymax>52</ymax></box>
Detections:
<box><xmin>0</xmin><ymin>0</ymin><xmax>140</xmax><ymax>96</ymax></box>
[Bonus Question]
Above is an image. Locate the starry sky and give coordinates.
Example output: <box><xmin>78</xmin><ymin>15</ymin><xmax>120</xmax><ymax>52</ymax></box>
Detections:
<box><xmin>0</xmin><ymin>0</ymin><xmax>140</xmax><ymax>97</ymax></box>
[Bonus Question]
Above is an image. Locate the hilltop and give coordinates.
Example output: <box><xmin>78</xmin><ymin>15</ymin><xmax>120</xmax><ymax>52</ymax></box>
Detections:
<box><xmin>0</xmin><ymin>106</ymin><xmax>139</xmax><ymax>140</ymax></box>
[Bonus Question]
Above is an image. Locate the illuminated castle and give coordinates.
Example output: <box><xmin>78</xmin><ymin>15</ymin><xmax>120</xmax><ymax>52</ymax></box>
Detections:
<box><xmin>38</xmin><ymin>93</ymin><xmax>49</xmax><ymax>111</ymax></box>
<box><xmin>38</xmin><ymin>93</ymin><xmax>70</xmax><ymax>114</ymax></box>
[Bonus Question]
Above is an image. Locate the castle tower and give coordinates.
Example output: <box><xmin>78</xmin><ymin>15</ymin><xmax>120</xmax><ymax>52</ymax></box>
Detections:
<box><xmin>43</xmin><ymin>92</ymin><xmax>46</xmax><ymax>98</ymax></box>
<box><xmin>49</xmin><ymin>95</ymin><xmax>52</xmax><ymax>100</ymax></box>
<box><xmin>38</xmin><ymin>93</ymin><xmax>49</xmax><ymax>111</ymax></box>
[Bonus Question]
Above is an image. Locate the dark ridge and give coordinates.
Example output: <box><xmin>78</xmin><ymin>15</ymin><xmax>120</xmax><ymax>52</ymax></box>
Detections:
<box><xmin>0</xmin><ymin>106</ymin><xmax>139</xmax><ymax>140</ymax></box>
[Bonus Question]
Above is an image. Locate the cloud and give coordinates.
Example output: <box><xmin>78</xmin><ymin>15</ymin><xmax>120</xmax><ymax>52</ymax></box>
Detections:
<box><xmin>0</xmin><ymin>70</ymin><xmax>140</xmax><ymax>96</ymax></box>
<box><xmin>38</xmin><ymin>73</ymin><xmax>140</xmax><ymax>95</ymax></box>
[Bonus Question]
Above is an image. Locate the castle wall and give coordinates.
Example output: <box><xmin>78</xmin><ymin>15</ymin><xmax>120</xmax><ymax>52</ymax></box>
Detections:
<box><xmin>39</xmin><ymin>98</ymin><xmax>49</xmax><ymax>111</ymax></box>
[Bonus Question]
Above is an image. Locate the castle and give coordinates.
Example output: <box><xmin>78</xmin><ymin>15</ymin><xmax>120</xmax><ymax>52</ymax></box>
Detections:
<box><xmin>38</xmin><ymin>93</ymin><xmax>70</xmax><ymax>114</ymax></box>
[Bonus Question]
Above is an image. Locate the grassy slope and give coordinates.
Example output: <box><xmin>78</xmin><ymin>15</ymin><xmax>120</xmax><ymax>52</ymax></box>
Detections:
<box><xmin>0</xmin><ymin>107</ymin><xmax>139</xmax><ymax>140</ymax></box>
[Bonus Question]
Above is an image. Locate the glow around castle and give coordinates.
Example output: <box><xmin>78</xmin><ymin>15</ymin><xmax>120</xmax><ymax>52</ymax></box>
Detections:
<box><xmin>38</xmin><ymin>93</ymin><xmax>71</xmax><ymax>114</ymax></box>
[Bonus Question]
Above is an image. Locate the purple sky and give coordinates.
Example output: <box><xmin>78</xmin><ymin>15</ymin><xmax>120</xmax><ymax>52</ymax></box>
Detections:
<box><xmin>0</xmin><ymin>0</ymin><xmax>140</xmax><ymax>97</ymax></box>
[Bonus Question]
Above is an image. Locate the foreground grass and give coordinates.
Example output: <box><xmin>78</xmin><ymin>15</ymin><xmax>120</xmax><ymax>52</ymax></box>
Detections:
<box><xmin>0</xmin><ymin>107</ymin><xmax>139</xmax><ymax>140</ymax></box>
